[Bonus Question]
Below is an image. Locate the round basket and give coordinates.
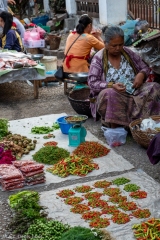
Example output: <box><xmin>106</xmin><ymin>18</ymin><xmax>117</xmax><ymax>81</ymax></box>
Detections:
<box><xmin>67</xmin><ymin>88</ymin><xmax>92</xmax><ymax>117</ymax></box>
<box><xmin>129</xmin><ymin>115</ymin><xmax>160</xmax><ymax>148</ymax></box>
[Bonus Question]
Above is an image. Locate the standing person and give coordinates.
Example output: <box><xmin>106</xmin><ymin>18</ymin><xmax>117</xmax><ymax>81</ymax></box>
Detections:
<box><xmin>88</xmin><ymin>26</ymin><xmax>160</xmax><ymax>128</ymax></box>
<box><xmin>63</xmin><ymin>14</ymin><xmax>104</xmax><ymax>76</ymax></box>
<box><xmin>0</xmin><ymin>11</ymin><xmax>23</xmax><ymax>51</ymax></box>
<box><xmin>0</xmin><ymin>0</ymin><xmax>25</xmax><ymax>38</ymax></box>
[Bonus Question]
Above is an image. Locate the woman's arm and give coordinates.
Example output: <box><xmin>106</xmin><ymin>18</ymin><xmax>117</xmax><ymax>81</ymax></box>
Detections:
<box><xmin>88</xmin><ymin>34</ymin><xmax>104</xmax><ymax>51</ymax></box>
<box><xmin>88</xmin><ymin>51</ymin><xmax>107</xmax><ymax>93</ymax></box>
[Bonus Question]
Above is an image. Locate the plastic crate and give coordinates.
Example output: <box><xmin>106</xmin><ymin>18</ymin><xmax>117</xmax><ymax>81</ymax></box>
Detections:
<box><xmin>37</xmin><ymin>23</ymin><xmax>50</xmax><ymax>33</ymax></box>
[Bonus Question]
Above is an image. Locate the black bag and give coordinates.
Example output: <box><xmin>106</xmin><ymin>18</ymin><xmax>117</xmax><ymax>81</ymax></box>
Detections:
<box><xmin>55</xmin><ymin>34</ymin><xmax>81</xmax><ymax>81</ymax></box>
<box><xmin>55</xmin><ymin>66</ymin><xmax>64</xmax><ymax>80</ymax></box>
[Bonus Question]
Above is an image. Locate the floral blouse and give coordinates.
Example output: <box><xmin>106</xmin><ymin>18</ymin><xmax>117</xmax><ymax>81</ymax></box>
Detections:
<box><xmin>106</xmin><ymin>55</ymin><xmax>135</xmax><ymax>83</ymax></box>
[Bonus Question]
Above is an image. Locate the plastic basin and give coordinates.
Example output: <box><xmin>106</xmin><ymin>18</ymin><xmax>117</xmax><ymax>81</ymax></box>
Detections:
<box><xmin>57</xmin><ymin>116</ymin><xmax>73</xmax><ymax>135</ymax></box>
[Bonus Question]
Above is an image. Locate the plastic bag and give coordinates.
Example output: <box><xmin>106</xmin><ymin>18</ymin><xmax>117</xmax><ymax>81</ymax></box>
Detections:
<box><xmin>101</xmin><ymin>127</ymin><xmax>128</xmax><ymax>147</ymax></box>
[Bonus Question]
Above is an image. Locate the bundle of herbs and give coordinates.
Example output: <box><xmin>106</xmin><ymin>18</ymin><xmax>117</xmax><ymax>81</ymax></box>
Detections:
<box><xmin>0</xmin><ymin>118</ymin><xmax>9</xmax><ymax>139</ymax></box>
<box><xmin>60</xmin><ymin>226</ymin><xmax>103</xmax><ymax>240</ymax></box>
<box><xmin>33</xmin><ymin>146</ymin><xmax>70</xmax><ymax>164</ymax></box>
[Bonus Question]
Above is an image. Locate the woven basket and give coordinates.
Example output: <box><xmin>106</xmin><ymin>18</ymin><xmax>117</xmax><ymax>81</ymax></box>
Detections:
<box><xmin>129</xmin><ymin>115</ymin><xmax>160</xmax><ymax>148</ymax></box>
<box><xmin>67</xmin><ymin>88</ymin><xmax>92</xmax><ymax>117</ymax></box>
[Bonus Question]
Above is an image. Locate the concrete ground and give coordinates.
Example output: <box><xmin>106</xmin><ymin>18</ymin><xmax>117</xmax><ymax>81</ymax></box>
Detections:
<box><xmin>0</xmin><ymin>80</ymin><xmax>160</xmax><ymax>239</ymax></box>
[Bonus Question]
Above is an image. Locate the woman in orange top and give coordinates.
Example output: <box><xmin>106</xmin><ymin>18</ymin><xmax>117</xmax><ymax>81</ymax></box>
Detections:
<box><xmin>63</xmin><ymin>14</ymin><xmax>104</xmax><ymax>76</ymax></box>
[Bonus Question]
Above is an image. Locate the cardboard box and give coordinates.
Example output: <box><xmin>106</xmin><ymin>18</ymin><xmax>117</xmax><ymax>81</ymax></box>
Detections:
<box><xmin>22</xmin><ymin>39</ymin><xmax>45</xmax><ymax>48</ymax></box>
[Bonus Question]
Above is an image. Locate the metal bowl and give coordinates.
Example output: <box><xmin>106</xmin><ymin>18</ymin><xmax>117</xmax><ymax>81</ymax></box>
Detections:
<box><xmin>68</xmin><ymin>72</ymin><xmax>88</xmax><ymax>83</ymax></box>
<box><xmin>31</xmin><ymin>54</ymin><xmax>44</xmax><ymax>61</ymax></box>
<box><xmin>65</xmin><ymin>115</ymin><xmax>88</xmax><ymax>124</ymax></box>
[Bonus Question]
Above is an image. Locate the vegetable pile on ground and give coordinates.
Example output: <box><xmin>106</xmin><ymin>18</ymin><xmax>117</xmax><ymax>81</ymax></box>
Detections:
<box><xmin>124</xmin><ymin>183</ymin><xmax>140</xmax><ymax>192</ymax></box>
<box><xmin>132</xmin><ymin>218</ymin><xmax>160</xmax><ymax>240</ymax></box>
<box><xmin>94</xmin><ymin>180</ymin><xmax>112</xmax><ymax>188</ymax></box>
<box><xmin>0</xmin><ymin>146</ymin><xmax>15</xmax><ymax>164</ymax></box>
<box><xmin>0</xmin><ymin>133</ymin><xmax>37</xmax><ymax>159</ymax></box>
<box><xmin>132</xmin><ymin>208</ymin><xmax>151</xmax><ymax>218</ymax></box>
<box><xmin>129</xmin><ymin>190</ymin><xmax>147</xmax><ymax>199</ymax></box>
<box><xmin>72</xmin><ymin>141</ymin><xmax>110</xmax><ymax>159</ymax></box>
<box><xmin>44</xmin><ymin>141</ymin><xmax>58</xmax><ymax>146</ymax></box>
<box><xmin>0</xmin><ymin>118</ymin><xmax>9</xmax><ymax>139</ymax></box>
<box><xmin>47</xmin><ymin>155</ymin><xmax>99</xmax><ymax>177</ymax></box>
<box><xmin>8</xmin><ymin>190</ymin><xmax>111</xmax><ymax>240</ymax></box>
<box><xmin>33</xmin><ymin>146</ymin><xmax>69</xmax><ymax>164</ymax></box>
<box><xmin>112</xmin><ymin>177</ymin><xmax>130</xmax><ymax>185</ymax></box>
<box><xmin>8</xmin><ymin>190</ymin><xmax>47</xmax><ymax>234</ymax></box>
<box><xmin>74</xmin><ymin>185</ymin><xmax>93</xmax><ymax>193</ymax></box>
<box><xmin>31</xmin><ymin>122</ymin><xmax>60</xmax><ymax>134</ymax></box>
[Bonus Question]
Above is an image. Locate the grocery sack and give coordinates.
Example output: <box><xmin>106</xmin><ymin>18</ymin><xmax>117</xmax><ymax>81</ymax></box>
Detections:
<box><xmin>101</xmin><ymin>127</ymin><xmax>128</xmax><ymax>147</ymax></box>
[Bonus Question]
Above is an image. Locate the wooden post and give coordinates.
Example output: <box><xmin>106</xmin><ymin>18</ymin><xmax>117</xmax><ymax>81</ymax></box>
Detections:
<box><xmin>34</xmin><ymin>80</ymin><xmax>39</xmax><ymax>99</ymax></box>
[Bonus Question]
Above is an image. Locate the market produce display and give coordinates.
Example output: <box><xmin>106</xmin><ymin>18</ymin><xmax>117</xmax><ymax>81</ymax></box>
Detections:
<box><xmin>47</xmin><ymin>155</ymin><xmax>99</xmax><ymax>177</ymax></box>
<box><xmin>0</xmin><ymin>147</ymin><xmax>16</xmax><ymax>164</ymax></box>
<box><xmin>31</xmin><ymin>123</ymin><xmax>59</xmax><ymax>134</ymax></box>
<box><xmin>129</xmin><ymin>190</ymin><xmax>147</xmax><ymax>199</ymax></box>
<box><xmin>112</xmin><ymin>177</ymin><xmax>130</xmax><ymax>186</ymax></box>
<box><xmin>23</xmin><ymin>219</ymin><xmax>70</xmax><ymax>240</ymax></box>
<box><xmin>56</xmin><ymin>177</ymin><xmax>151</xmax><ymax>229</ymax></box>
<box><xmin>8</xmin><ymin>191</ymin><xmax>46</xmax><ymax>234</ymax></box>
<box><xmin>60</xmin><ymin>226</ymin><xmax>102</xmax><ymax>240</ymax></box>
<box><xmin>0</xmin><ymin>118</ymin><xmax>9</xmax><ymax>138</ymax></box>
<box><xmin>33</xmin><ymin>146</ymin><xmax>70</xmax><ymax>164</ymax></box>
<box><xmin>132</xmin><ymin>208</ymin><xmax>151</xmax><ymax>218</ymax></box>
<box><xmin>8</xmin><ymin>190</ymin><xmax>108</xmax><ymax>240</ymax></box>
<box><xmin>43</xmin><ymin>141</ymin><xmax>58</xmax><ymax>147</ymax></box>
<box><xmin>93</xmin><ymin>180</ymin><xmax>112</xmax><ymax>188</ymax></box>
<box><xmin>89</xmin><ymin>218</ymin><xmax>110</xmax><ymax>228</ymax></box>
<box><xmin>103</xmin><ymin>188</ymin><xmax>121</xmax><ymax>197</ymax></box>
<box><xmin>9</xmin><ymin>190</ymin><xmax>39</xmax><ymax>209</ymax></box>
<box><xmin>65</xmin><ymin>196</ymin><xmax>84</xmax><ymax>205</ymax></box>
<box><xmin>16</xmin><ymin>161</ymin><xmax>45</xmax><ymax>186</ymax></box>
<box><xmin>111</xmin><ymin>212</ymin><xmax>130</xmax><ymax>224</ymax></box>
<box><xmin>72</xmin><ymin>141</ymin><xmax>110</xmax><ymax>159</ymax></box>
<box><xmin>74</xmin><ymin>185</ymin><xmax>93</xmax><ymax>193</ymax></box>
<box><xmin>70</xmin><ymin>204</ymin><xmax>90</xmax><ymax>214</ymax></box>
<box><xmin>124</xmin><ymin>183</ymin><xmax>140</xmax><ymax>192</ymax></box>
<box><xmin>132</xmin><ymin>218</ymin><xmax>160</xmax><ymax>239</ymax></box>
<box><xmin>0</xmin><ymin>133</ymin><xmax>37</xmax><ymax>159</ymax></box>
<box><xmin>0</xmin><ymin>164</ymin><xmax>25</xmax><ymax>190</ymax></box>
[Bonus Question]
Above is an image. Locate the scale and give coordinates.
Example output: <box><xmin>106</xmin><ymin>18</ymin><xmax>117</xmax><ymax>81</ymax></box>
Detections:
<box><xmin>31</xmin><ymin>54</ymin><xmax>44</xmax><ymax>64</ymax></box>
<box><xmin>65</xmin><ymin>115</ymin><xmax>88</xmax><ymax>147</ymax></box>
<box><xmin>68</xmin><ymin>72</ymin><xmax>89</xmax><ymax>90</ymax></box>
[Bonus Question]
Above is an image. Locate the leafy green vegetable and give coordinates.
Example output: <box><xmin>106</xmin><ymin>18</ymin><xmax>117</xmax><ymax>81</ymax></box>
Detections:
<box><xmin>7</xmin><ymin>192</ymin><xmax>47</xmax><ymax>234</ymax></box>
<box><xmin>31</xmin><ymin>126</ymin><xmax>53</xmax><ymax>134</ymax></box>
<box><xmin>33</xmin><ymin>146</ymin><xmax>70</xmax><ymax>164</ymax></box>
<box><xmin>0</xmin><ymin>118</ymin><xmax>9</xmax><ymax>138</ymax></box>
<box><xmin>60</xmin><ymin>226</ymin><xmax>102</xmax><ymax>240</ymax></box>
<box><xmin>52</xmin><ymin>122</ymin><xmax>60</xmax><ymax>130</ymax></box>
<box><xmin>23</xmin><ymin>219</ymin><xmax>70</xmax><ymax>240</ymax></box>
<box><xmin>9</xmin><ymin>190</ymin><xmax>39</xmax><ymax>209</ymax></box>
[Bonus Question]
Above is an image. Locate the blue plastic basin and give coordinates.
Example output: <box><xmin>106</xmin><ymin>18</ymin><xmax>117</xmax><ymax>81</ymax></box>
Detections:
<box><xmin>57</xmin><ymin>116</ymin><xmax>73</xmax><ymax>135</ymax></box>
<box><xmin>32</xmin><ymin>15</ymin><xmax>49</xmax><ymax>26</ymax></box>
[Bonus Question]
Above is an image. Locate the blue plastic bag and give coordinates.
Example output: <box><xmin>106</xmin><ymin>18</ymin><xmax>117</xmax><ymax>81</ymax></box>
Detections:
<box><xmin>120</xmin><ymin>20</ymin><xmax>138</xmax><ymax>46</ymax></box>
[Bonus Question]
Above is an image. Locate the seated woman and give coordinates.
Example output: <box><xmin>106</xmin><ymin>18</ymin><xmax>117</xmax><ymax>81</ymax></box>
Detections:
<box><xmin>0</xmin><ymin>11</ymin><xmax>23</xmax><ymax>52</ymax></box>
<box><xmin>88</xmin><ymin>26</ymin><xmax>160</xmax><ymax>128</ymax></box>
<box><xmin>63</xmin><ymin>14</ymin><xmax>104</xmax><ymax>77</ymax></box>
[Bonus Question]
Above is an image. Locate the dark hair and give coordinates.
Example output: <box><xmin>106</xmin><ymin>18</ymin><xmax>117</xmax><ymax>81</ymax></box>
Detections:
<box><xmin>76</xmin><ymin>14</ymin><xmax>92</xmax><ymax>34</ymax></box>
<box><xmin>0</xmin><ymin>11</ymin><xmax>13</xmax><ymax>36</ymax></box>
<box><xmin>102</xmin><ymin>26</ymin><xmax>124</xmax><ymax>44</ymax></box>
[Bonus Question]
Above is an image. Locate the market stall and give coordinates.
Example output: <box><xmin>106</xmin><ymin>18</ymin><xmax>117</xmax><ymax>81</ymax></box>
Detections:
<box><xmin>0</xmin><ymin>51</ymin><xmax>46</xmax><ymax>99</ymax></box>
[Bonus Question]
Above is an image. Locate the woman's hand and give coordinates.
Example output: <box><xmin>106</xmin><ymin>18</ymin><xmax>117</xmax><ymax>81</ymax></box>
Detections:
<box><xmin>132</xmin><ymin>72</ymin><xmax>145</xmax><ymax>89</ymax></box>
<box><xmin>91</xmin><ymin>29</ymin><xmax>102</xmax><ymax>38</ymax></box>
<box><xmin>7</xmin><ymin>0</ymin><xmax>16</xmax><ymax>4</ymax></box>
<box><xmin>113</xmin><ymin>83</ymin><xmax>126</xmax><ymax>92</ymax></box>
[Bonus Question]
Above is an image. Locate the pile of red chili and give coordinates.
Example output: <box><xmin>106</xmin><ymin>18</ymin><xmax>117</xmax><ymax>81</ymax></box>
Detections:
<box><xmin>72</xmin><ymin>141</ymin><xmax>110</xmax><ymax>159</ymax></box>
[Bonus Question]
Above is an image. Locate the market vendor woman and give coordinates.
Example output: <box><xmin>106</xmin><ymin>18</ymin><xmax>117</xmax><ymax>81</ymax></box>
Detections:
<box><xmin>0</xmin><ymin>11</ymin><xmax>22</xmax><ymax>51</ymax></box>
